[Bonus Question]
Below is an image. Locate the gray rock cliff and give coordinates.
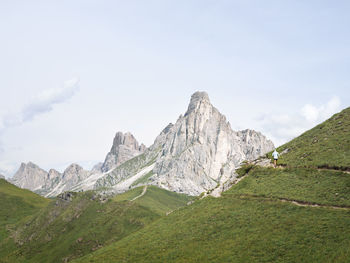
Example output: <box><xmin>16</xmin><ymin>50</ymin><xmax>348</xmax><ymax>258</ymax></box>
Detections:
<box><xmin>11</xmin><ymin>92</ymin><xmax>274</xmax><ymax>197</ymax></box>
<box><xmin>101</xmin><ymin>132</ymin><xmax>146</xmax><ymax>172</ymax></box>
<box><xmin>95</xmin><ymin>91</ymin><xmax>274</xmax><ymax>196</ymax></box>
<box><xmin>10</xmin><ymin>162</ymin><xmax>48</xmax><ymax>191</ymax></box>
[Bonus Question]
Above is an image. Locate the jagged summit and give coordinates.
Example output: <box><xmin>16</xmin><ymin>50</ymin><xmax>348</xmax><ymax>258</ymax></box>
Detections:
<box><xmin>185</xmin><ymin>91</ymin><xmax>211</xmax><ymax>115</ymax></box>
<box><xmin>10</xmin><ymin>92</ymin><xmax>274</xmax><ymax>197</ymax></box>
<box><xmin>10</xmin><ymin>162</ymin><xmax>48</xmax><ymax>191</ymax></box>
<box><xmin>110</xmin><ymin>132</ymin><xmax>140</xmax><ymax>152</ymax></box>
<box><xmin>48</xmin><ymin>168</ymin><xmax>61</xmax><ymax>175</ymax></box>
<box><xmin>101</xmin><ymin>131</ymin><xmax>146</xmax><ymax>172</ymax></box>
<box><xmin>63</xmin><ymin>163</ymin><xmax>84</xmax><ymax>175</ymax></box>
<box><xmin>10</xmin><ymin>132</ymin><xmax>147</xmax><ymax>197</ymax></box>
<box><xmin>96</xmin><ymin>91</ymin><xmax>274</xmax><ymax>196</ymax></box>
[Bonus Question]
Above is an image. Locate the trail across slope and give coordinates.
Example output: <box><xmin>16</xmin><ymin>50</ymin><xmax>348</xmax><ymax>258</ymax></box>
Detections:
<box><xmin>131</xmin><ymin>186</ymin><xmax>148</xmax><ymax>201</ymax></box>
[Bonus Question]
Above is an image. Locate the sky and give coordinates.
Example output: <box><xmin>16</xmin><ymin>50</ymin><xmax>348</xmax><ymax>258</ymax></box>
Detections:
<box><xmin>0</xmin><ymin>0</ymin><xmax>349</xmax><ymax>177</ymax></box>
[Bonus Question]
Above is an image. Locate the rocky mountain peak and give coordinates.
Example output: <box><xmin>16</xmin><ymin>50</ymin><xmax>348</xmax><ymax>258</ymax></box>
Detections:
<box><xmin>27</xmin><ymin>161</ymin><xmax>38</xmax><ymax>167</ymax></box>
<box><xmin>0</xmin><ymin>174</ymin><xmax>5</xmax><ymax>180</ymax></box>
<box><xmin>101</xmin><ymin>131</ymin><xmax>146</xmax><ymax>172</ymax></box>
<box><xmin>131</xmin><ymin>91</ymin><xmax>274</xmax><ymax>195</ymax></box>
<box><xmin>48</xmin><ymin>168</ymin><xmax>60</xmax><ymax>174</ymax></box>
<box><xmin>60</xmin><ymin>163</ymin><xmax>89</xmax><ymax>189</ymax></box>
<box><xmin>64</xmin><ymin>163</ymin><xmax>83</xmax><ymax>175</ymax></box>
<box><xmin>185</xmin><ymin>91</ymin><xmax>211</xmax><ymax>115</ymax></box>
<box><xmin>48</xmin><ymin>169</ymin><xmax>61</xmax><ymax>179</ymax></box>
<box><xmin>11</xmin><ymin>162</ymin><xmax>48</xmax><ymax>191</ymax></box>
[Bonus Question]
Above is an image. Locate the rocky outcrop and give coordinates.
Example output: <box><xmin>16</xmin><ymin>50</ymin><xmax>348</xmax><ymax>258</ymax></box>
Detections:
<box><xmin>91</xmin><ymin>162</ymin><xmax>103</xmax><ymax>173</ymax></box>
<box><xmin>60</xmin><ymin>164</ymin><xmax>90</xmax><ymax>190</ymax></box>
<box><xmin>95</xmin><ymin>91</ymin><xmax>274</xmax><ymax>196</ymax></box>
<box><xmin>10</xmin><ymin>162</ymin><xmax>48</xmax><ymax>191</ymax></box>
<box><xmin>11</xmin><ymin>92</ymin><xmax>274</xmax><ymax>197</ymax></box>
<box><xmin>0</xmin><ymin>174</ymin><xmax>5</xmax><ymax>180</ymax></box>
<box><xmin>40</xmin><ymin>169</ymin><xmax>62</xmax><ymax>192</ymax></box>
<box><xmin>11</xmin><ymin>132</ymin><xmax>145</xmax><ymax>197</ymax></box>
<box><xmin>101</xmin><ymin>132</ymin><xmax>146</xmax><ymax>172</ymax></box>
<box><xmin>237</xmin><ymin>129</ymin><xmax>275</xmax><ymax>160</ymax></box>
<box><xmin>10</xmin><ymin>162</ymin><xmax>90</xmax><ymax>197</ymax></box>
<box><xmin>149</xmin><ymin>91</ymin><xmax>274</xmax><ymax>195</ymax></box>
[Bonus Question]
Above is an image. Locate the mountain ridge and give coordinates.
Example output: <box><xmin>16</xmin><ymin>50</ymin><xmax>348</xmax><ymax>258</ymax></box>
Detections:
<box><xmin>95</xmin><ymin>91</ymin><xmax>274</xmax><ymax>195</ymax></box>
<box><xmin>10</xmin><ymin>91</ymin><xmax>274</xmax><ymax>197</ymax></box>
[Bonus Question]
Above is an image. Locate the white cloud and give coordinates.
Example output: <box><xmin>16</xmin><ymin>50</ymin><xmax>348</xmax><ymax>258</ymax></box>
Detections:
<box><xmin>0</xmin><ymin>77</ymin><xmax>79</xmax><ymax>131</ymax></box>
<box><xmin>301</xmin><ymin>104</ymin><xmax>319</xmax><ymax>122</ymax></box>
<box><xmin>257</xmin><ymin>96</ymin><xmax>341</xmax><ymax>146</ymax></box>
<box><xmin>0</xmin><ymin>78</ymin><xmax>79</xmax><ymax>177</ymax></box>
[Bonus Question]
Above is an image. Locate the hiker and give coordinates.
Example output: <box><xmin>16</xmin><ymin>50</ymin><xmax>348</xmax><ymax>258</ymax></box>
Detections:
<box><xmin>272</xmin><ymin>149</ymin><xmax>279</xmax><ymax>168</ymax></box>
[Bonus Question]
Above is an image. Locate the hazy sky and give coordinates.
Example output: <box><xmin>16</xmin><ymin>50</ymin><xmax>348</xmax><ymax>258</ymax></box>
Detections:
<box><xmin>0</xmin><ymin>1</ymin><xmax>349</xmax><ymax>177</ymax></box>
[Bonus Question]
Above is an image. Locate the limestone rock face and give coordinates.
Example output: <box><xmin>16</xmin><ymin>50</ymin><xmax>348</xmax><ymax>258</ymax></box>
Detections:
<box><xmin>11</xmin><ymin>91</ymin><xmax>274</xmax><ymax>197</ymax></box>
<box><xmin>10</xmin><ymin>162</ymin><xmax>91</xmax><ymax>197</ymax></box>
<box><xmin>101</xmin><ymin>132</ymin><xmax>146</xmax><ymax>172</ymax></box>
<box><xmin>237</xmin><ymin>129</ymin><xmax>275</xmax><ymax>161</ymax></box>
<box><xmin>41</xmin><ymin>169</ymin><xmax>62</xmax><ymax>190</ymax></box>
<box><xmin>10</xmin><ymin>132</ymin><xmax>145</xmax><ymax>197</ymax></box>
<box><xmin>60</xmin><ymin>164</ymin><xmax>90</xmax><ymax>190</ymax></box>
<box><xmin>149</xmin><ymin>91</ymin><xmax>274</xmax><ymax>195</ymax></box>
<box><xmin>95</xmin><ymin>91</ymin><xmax>274</xmax><ymax>196</ymax></box>
<box><xmin>10</xmin><ymin>162</ymin><xmax>48</xmax><ymax>191</ymax></box>
<box><xmin>91</xmin><ymin>162</ymin><xmax>103</xmax><ymax>173</ymax></box>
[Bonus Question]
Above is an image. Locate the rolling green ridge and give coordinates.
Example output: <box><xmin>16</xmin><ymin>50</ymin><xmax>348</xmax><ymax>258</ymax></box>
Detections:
<box><xmin>74</xmin><ymin>194</ymin><xmax>350</xmax><ymax>263</ymax></box>
<box><xmin>0</xmin><ymin>179</ymin><xmax>49</xmax><ymax>239</ymax></box>
<box><xmin>275</xmin><ymin>107</ymin><xmax>350</xmax><ymax>169</ymax></box>
<box><xmin>0</xmin><ymin>179</ymin><xmax>50</xmax><ymax>262</ymax></box>
<box><xmin>230</xmin><ymin>167</ymin><xmax>350</xmax><ymax>207</ymax></box>
<box><xmin>113</xmin><ymin>186</ymin><xmax>194</xmax><ymax>215</ymax></box>
<box><xmin>0</xmin><ymin>186</ymin><xmax>192</xmax><ymax>263</ymax></box>
<box><xmin>130</xmin><ymin>186</ymin><xmax>195</xmax><ymax>215</ymax></box>
<box><xmin>73</xmin><ymin>107</ymin><xmax>350</xmax><ymax>263</ymax></box>
<box><xmin>2</xmin><ymin>107</ymin><xmax>350</xmax><ymax>262</ymax></box>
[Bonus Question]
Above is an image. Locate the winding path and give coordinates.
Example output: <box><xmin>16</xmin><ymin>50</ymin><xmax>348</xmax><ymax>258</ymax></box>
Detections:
<box><xmin>131</xmin><ymin>186</ymin><xmax>148</xmax><ymax>201</ymax></box>
<box><xmin>278</xmin><ymin>197</ymin><xmax>350</xmax><ymax>210</ymax></box>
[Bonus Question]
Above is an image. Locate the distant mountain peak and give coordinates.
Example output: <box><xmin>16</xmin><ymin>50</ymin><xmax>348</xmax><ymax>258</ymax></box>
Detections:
<box><xmin>64</xmin><ymin>163</ymin><xmax>83</xmax><ymax>174</ymax></box>
<box><xmin>11</xmin><ymin>92</ymin><xmax>275</xmax><ymax>197</ymax></box>
<box><xmin>95</xmin><ymin>91</ymin><xmax>275</xmax><ymax>196</ymax></box>
<box><xmin>185</xmin><ymin>91</ymin><xmax>211</xmax><ymax>116</ymax></box>
<box><xmin>101</xmin><ymin>131</ymin><xmax>146</xmax><ymax>172</ymax></box>
<box><xmin>10</xmin><ymin>162</ymin><xmax>48</xmax><ymax>191</ymax></box>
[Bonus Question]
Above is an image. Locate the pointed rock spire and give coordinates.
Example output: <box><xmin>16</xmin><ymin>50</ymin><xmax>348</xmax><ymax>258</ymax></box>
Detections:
<box><xmin>185</xmin><ymin>91</ymin><xmax>211</xmax><ymax>116</ymax></box>
<box><xmin>101</xmin><ymin>132</ymin><xmax>146</xmax><ymax>172</ymax></box>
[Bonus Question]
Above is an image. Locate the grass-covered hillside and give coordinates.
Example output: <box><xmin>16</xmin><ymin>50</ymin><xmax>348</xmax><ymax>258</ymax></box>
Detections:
<box><xmin>113</xmin><ymin>185</ymin><xmax>195</xmax><ymax>215</ymax></box>
<box><xmin>276</xmin><ymin>107</ymin><xmax>350</xmax><ymax>169</ymax></box>
<box><xmin>0</xmin><ymin>179</ymin><xmax>49</xmax><ymax>239</ymax></box>
<box><xmin>0</xmin><ymin>186</ymin><xmax>192</xmax><ymax>263</ymax></box>
<box><xmin>74</xmin><ymin>169</ymin><xmax>350</xmax><ymax>263</ymax></box>
<box><xmin>0</xmin><ymin>179</ymin><xmax>50</xmax><ymax>262</ymax></box>
<box><xmin>2</xmin><ymin>107</ymin><xmax>350</xmax><ymax>263</ymax></box>
<box><xmin>73</xmin><ymin>107</ymin><xmax>350</xmax><ymax>263</ymax></box>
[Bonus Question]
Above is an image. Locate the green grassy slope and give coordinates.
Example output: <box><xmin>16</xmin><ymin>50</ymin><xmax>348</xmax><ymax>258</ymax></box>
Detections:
<box><xmin>75</xmin><ymin>194</ymin><xmax>350</xmax><ymax>263</ymax></box>
<box><xmin>73</xmin><ymin>107</ymin><xmax>350</xmax><ymax>263</ymax></box>
<box><xmin>74</xmin><ymin>167</ymin><xmax>350</xmax><ymax>263</ymax></box>
<box><xmin>276</xmin><ymin>107</ymin><xmax>350</xmax><ymax>169</ymax></box>
<box><xmin>113</xmin><ymin>186</ymin><xmax>194</xmax><ymax>215</ymax></box>
<box><xmin>231</xmin><ymin>167</ymin><xmax>350</xmax><ymax>207</ymax></box>
<box><xmin>0</xmin><ymin>179</ymin><xmax>49</xmax><ymax>238</ymax></box>
<box><xmin>0</xmin><ymin>179</ymin><xmax>50</xmax><ymax>262</ymax></box>
<box><xmin>1</xmin><ymin>186</ymin><xmax>192</xmax><ymax>263</ymax></box>
<box><xmin>132</xmin><ymin>186</ymin><xmax>194</xmax><ymax>215</ymax></box>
